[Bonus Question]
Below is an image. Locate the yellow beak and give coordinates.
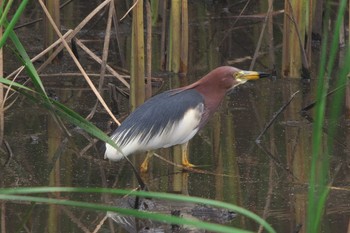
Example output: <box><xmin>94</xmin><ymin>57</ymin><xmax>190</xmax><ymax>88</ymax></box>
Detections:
<box><xmin>238</xmin><ymin>70</ymin><xmax>270</xmax><ymax>80</ymax></box>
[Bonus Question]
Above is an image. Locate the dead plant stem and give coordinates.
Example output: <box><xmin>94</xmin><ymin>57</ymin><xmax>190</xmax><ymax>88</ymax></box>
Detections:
<box><xmin>86</xmin><ymin>0</ymin><xmax>114</xmax><ymax>121</ymax></box>
<box><xmin>145</xmin><ymin>0</ymin><xmax>152</xmax><ymax>98</ymax></box>
<box><xmin>160</xmin><ymin>0</ymin><xmax>167</xmax><ymax>70</ymax></box>
<box><xmin>257</xmin><ymin>160</ymin><xmax>275</xmax><ymax>233</ymax></box>
<box><xmin>111</xmin><ymin>3</ymin><xmax>125</xmax><ymax>67</ymax></box>
<box><xmin>74</xmin><ymin>38</ymin><xmax>129</xmax><ymax>89</ymax></box>
<box><xmin>256</xmin><ymin>90</ymin><xmax>300</xmax><ymax>143</ymax></box>
<box><xmin>120</xmin><ymin>0</ymin><xmax>139</xmax><ymax>21</ymax></box>
<box><xmin>38</xmin><ymin>0</ymin><xmax>120</xmax><ymax>125</ymax></box>
<box><xmin>285</xmin><ymin>0</ymin><xmax>310</xmax><ymax>70</ymax></box>
<box><xmin>249</xmin><ymin>0</ymin><xmax>274</xmax><ymax>70</ymax></box>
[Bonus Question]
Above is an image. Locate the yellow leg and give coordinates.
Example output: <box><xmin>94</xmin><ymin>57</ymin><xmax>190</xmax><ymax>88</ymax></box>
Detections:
<box><xmin>181</xmin><ymin>142</ymin><xmax>194</xmax><ymax>168</ymax></box>
<box><xmin>140</xmin><ymin>151</ymin><xmax>154</xmax><ymax>173</ymax></box>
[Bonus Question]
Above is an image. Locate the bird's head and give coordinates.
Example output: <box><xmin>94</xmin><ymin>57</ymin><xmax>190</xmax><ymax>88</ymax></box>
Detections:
<box><xmin>179</xmin><ymin>66</ymin><xmax>270</xmax><ymax>111</ymax></box>
<box><xmin>208</xmin><ymin>66</ymin><xmax>270</xmax><ymax>92</ymax></box>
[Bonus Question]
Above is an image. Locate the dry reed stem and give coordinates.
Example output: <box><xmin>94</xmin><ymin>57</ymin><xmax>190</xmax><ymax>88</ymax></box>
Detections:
<box><xmin>38</xmin><ymin>0</ymin><xmax>120</xmax><ymax>126</ymax></box>
<box><xmin>120</xmin><ymin>0</ymin><xmax>139</xmax><ymax>21</ymax></box>
<box><xmin>160</xmin><ymin>0</ymin><xmax>167</xmax><ymax>70</ymax></box>
<box><xmin>256</xmin><ymin>90</ymin><xmax>300</xmax><ymax>143</ymax></box>
<box><xmin>100</xmin><ymin>2</ymin><xmax>114</xmax><ymax>83</ymax></box>
<box><xmin>255</xmin><ymin>91</ymin><xmax>300</xmax><ymax>179</ymax></box>
<box><xmin>0</xmin><ymin>201</ymin><xmax>5</xmax><ymax>233</ymax></box>
<box><xmin>86</xmin><ymin>0</ymin><xmax>114</xmax><ymax>121</ymax></box>
<box><xmin>0</xmin><ymin>21</ymin><xmax>3</xmax><ymax>146</ymax></box>
<box><xmin>2</xmin><ymin>67</ymin><xmax>23</xmax><ymax>111</ymax></box>
<box><xmin>180</xmin><ymin>0</ymin><xmax>188</xmax><ymax>73</ymax></box>
<box><xmin>59</xmin><ymin>206</ymin><xmax>92</xmax><ymax>233</ymax></box>
<box><xmin>169</xmin><ymin>0</ymin><xmax>181</xmax><ymax>72</ymax></box>
<box><xmin>37</xmin><ymin>0</ymin><xmax>125</xmax><ymax>85</ymax></box>
<box><xmin>210</xmin><ymin>10</ymin><xmax>284</xmax><ymax>20</ymax></box>
<box><xmin>38</xmin><ymin>73</ymin><xmax>128</xmax><ymax>79</ymax></box>
<box><xmin>267</xmin><ymin>0</ymin><xmax>276</xmax><ymax>66</ymax></box>
<box><xmin>130</xmin><ymin>0</ymin><xmax>145</xmax><ymax>109</ymax></box>
<box><xmin>257</xmin><ymin>160</ymin><xmax>276</xmax><ymax>233</ymax></box>
<box><xmin>92</xmin><ymin>215</ymin><xmax>108</xmax><ymax>233</ymax></box>
<box><xmin>218</xmin><ymin>0</ymin><xmax>250</xmax><ymax>48</ymax></box>
<box><xmin>3</xmin><ymin>140</ymin><xmax>13</xmax><ymax>167</ymax></box>
<box><xmin>249</xmin><ymin>0</ymin><xmax>274</xmax><ymax>70</ymax></box>
<box><xmin>74</xmin><ymin>38</ymin><xmax>129</xmax><ymax>89</ymax></box>
<box><xmin>145</xmin><ymin>0</ymin><xmax>152</xmax><ymax>98</ymax></box>
<box><xmin>285</xmin><ymin>0</ymin><xmax>310</xmax><ymax>70</ymax></box>
<box><xmin>111</xmin><ymin>3</ymin><xmax>125</xmax><ymax>67</ymax></box>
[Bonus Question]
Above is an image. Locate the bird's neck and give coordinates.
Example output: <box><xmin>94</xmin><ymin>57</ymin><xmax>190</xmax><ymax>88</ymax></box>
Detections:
<box><xmin>194</xmin><ymin>84</ymin><xmax>226</xmax><ymax>113</ymax></box>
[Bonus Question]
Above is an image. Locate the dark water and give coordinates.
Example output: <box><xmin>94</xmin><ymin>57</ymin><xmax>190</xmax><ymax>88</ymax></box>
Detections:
<box><xmin>1</xmin><ymin>1</ymin><xmax>350</xmax><ymax>233</ymax></box>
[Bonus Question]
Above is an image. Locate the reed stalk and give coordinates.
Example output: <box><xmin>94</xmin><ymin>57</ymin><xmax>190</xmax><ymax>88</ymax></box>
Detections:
<box><xmin>180</xmin><ymin>0</ymin><xmax>188</xmax><ymax>73</ymax></box>
<box><xmin>130</xmin><ymin>0</ymin><xmax>145</xmax><ymax>109</ymax></box>
<box><xmin>267</xmin><ymin>0</ymin><xmax>275</xmax><ymax>66</ymax></box>
<box><xmin>44</xmin><ymin>0</ymin><xmax>60</xmax><ymax>60</ymax></box>
<box><xmin>151</xmin><ymin>0</ymin><xmax>159</xmax><ymax>26</ymax></box>
<box><xmin>146</xmin><ymin>0</ymin><xmax>152</xmax><ymax>98</ymax></box>
<box><xmin>282</xmin><ymin>0</ymin><xmax>310</xmax><ymax>78</ymax></box>
<box><xmin>160</xmin><ymin>0</ymin><xmax>167</xmax><ymax>70</ymax></box>
<box><xmin>168</xmin><ymin>0</ymin><xmax>181</xmax><ymax>72</ymax></box>
<box><xmin>0</xmin><ymin>1</ymin><xmax>3</xmax><ymax>147</ymax></box>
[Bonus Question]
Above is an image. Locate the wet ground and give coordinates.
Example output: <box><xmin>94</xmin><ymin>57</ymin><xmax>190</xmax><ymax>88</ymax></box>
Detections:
<box><xmin>1</xmin><ymin>1</ymin><xmax>350</xmax><ymax>233</ymax></box>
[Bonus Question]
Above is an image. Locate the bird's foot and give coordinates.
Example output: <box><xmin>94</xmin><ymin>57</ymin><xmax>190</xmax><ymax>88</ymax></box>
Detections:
<box><xmin>140</xmin><ymin>162</ymin><xmax>149</xmax><ymax>173</ymax></box>
<box><xmin>182</xmin><ymin>160</ymin><xmax>195</xmax><ymax>168</ymax></box>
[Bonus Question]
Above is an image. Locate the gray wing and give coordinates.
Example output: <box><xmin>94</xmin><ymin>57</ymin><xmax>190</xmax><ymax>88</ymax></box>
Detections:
<box><xmin>111</xmin><ymin>89</ymin><xmax>205</xmax><ymax>147</ymax></box>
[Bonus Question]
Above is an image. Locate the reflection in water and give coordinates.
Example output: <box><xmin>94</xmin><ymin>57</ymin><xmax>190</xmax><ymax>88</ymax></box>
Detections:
<box><xmin>108</xmin><ymin>193</ymin><xmax>236</xmax><ymax>233</ymax></box>
<box><xmin>1</xmin><ymin>1</ymin><xmax>350</xmax><ymax>233</ymax></box>
<box><xmin>4</xmin><ymin>78</ymin><xmax>348</xmax><ymax>233</ymax></box>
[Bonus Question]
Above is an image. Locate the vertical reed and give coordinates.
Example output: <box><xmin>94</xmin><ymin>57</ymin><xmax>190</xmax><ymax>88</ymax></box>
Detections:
<box><xmin>168</xmin><ymin>0</ymin><xmax>181</xmax><ymax>72</ymax></box>
<box><xmin>0</xmin><ymin>4</ymin><xmax>3</xmax><ymax>146</ymax></box>
<box><xmin>282</xmin><ymin>0</ymin><xmax>310</xmax><ymax>78</ymax></box>
<box><xmin>145</xmin><ymin>0</ymin><xmax>152</xmax><ymax>99</ymax></box>
<box><xmin>267</xmin><ymin>0</ymin><xmax>275</xmax><ymax>66</ymax></box>
<box><xmin>160</xmin><ymin>0</ymin><xmax>167</xmax><ymax>70</ymax></box>
<box><xmin>151</xmin><ymin>0</ymin><xmax>159</xmax><ymax>26</ymax></box>
<box><xmin>44</xmin><ymin>0</ymin><xmax>60</xmax><ymax>59</ymax></box>
<box><xmin>130</xmin><ymin>0</ymin><xmax>145</xmax><ymax>110</ymax></box>
<box><xmin>180</xmin><ymin>0</ymin><xmax>188</xmax><ymax>73</ymax></box>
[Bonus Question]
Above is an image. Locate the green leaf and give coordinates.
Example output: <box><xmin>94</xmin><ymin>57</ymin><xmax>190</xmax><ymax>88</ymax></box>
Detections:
<box><xmin>8</xmin><ymin>30</ymin><xmax>48</xmax><ymax>97</ymax></box>
<box><xmin>0</xmin><ymin>0</ymin><xmax>28</xmax><ymax>48</ymax></box>
<box><xmin>0</xmin><ymin>187</ymin><xmax>276</xmax><ymax>233</ymax></box>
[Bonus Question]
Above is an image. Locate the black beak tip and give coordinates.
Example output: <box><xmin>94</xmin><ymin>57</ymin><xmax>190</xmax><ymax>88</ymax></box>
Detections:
<box><xmin>258</xmin><ymin>72</ymin><xmax>271</xmax><ymax>78</ymax></box>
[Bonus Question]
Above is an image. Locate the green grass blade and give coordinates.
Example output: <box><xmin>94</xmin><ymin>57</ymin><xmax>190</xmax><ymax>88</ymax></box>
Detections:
<box><xmin>328</xmin><ymin>46</ymin><xmax>350</xmax><ymax>154</ymax></box>
<box><xmin>307</xmin><ymin>0</ymin><xmax>348</xmax><ymax>232</ymax></box>
<box><xmin>0</xmin><ymin>76</ymin><xmax>35</xmax><ymax>91</ymax></box>
<box><xmin>0</xmin><ymin>0</ymin><xmax>14</xmax><ymax>27</ymax></box>
<box><xmin>0</xmin><ymin>194</ymin><xmax>251</xmax><ymax>233</ymax></box>
<box><xmin>0</xmin><ymin>0</ymin><xmax>28</xmax><ymax>48</ymax></box>
<box><xmin>8</xmin><ymin>30</ymin><xmax>48</xmax><ymax>97</ymax></box>
<box><xmin>0</xmin><ymin>187</ymin><xmax>276</xmax><ymax>233</ymax></box>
